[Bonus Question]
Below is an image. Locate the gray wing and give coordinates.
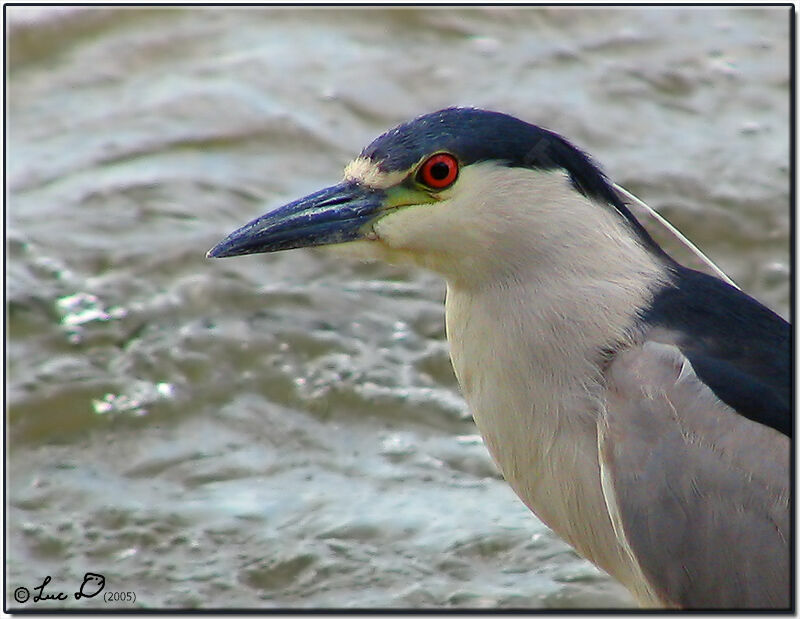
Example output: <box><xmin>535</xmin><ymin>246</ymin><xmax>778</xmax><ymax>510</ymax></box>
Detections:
<box><xmin>598</xmin><ymin>341</ymin><xmax>790</xmax><ymax>609</ymax></box>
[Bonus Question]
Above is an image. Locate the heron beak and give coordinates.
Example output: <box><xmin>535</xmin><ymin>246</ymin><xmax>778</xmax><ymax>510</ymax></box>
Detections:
<box><xmin>207</xmin><ymin>181</ymin><xmax>387</xmax><ymax>258</ymax></box>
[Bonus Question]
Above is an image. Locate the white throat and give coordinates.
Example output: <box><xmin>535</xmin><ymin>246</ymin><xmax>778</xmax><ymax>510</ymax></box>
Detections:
<box><xmin>441</xmin><ymin>174</ymin><xmax>667</xmax><ymax>603</ymax></box>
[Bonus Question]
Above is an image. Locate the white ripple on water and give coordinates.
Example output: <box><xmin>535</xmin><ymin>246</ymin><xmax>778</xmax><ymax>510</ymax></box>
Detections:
<box><xmin>55</xmin><ymin>291</ymin><xmax>128</xmax><ymax>343</ymax></box>
<box><xmin>91</xmin><ymin>380</ymin><xmax>175</xmax><ymax>417</ymax></box>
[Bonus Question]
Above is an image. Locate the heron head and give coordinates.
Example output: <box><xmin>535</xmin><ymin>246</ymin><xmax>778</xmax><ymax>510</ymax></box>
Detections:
<box><xmin>208</xmin><ymin>108</ymin><xmax>651</xmax><ymax>284</ymax></box>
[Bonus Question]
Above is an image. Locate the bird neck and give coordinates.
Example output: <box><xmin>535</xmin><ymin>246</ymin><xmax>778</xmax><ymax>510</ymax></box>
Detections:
<box><xmin>443</xmin><ymin>210</ymin><xmax>667</xmax><ymax>599</ymax></box>
<box><xmin>440</xmin><ymin>169</ymin><xmax>670</xmax><ymax>406</ymax></box>
<box><xmin>445</xmin><ymin>245</ymin><xmax>666</xmax><ymax>429</ymax></box>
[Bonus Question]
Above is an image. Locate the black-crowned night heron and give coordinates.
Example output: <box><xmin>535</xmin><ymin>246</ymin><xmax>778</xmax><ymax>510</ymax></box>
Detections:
<box><xmin>208</xmin><ymin>108</ymin><xmax>790</xmax><ymax>609</ymax></box>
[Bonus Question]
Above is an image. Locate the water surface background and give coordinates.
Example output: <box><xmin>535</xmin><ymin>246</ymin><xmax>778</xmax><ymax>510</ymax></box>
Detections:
<box><xmin>6</xmin><ymin>6</ymin><xmax>789</xmax><ymax>610</ymax></box>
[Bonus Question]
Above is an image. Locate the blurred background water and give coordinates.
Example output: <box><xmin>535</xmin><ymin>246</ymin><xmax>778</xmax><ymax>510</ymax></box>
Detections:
<box><xmin>6</xmin><ymin>6</ymin><xmax>789</xmax><ymax>610</ymax></box>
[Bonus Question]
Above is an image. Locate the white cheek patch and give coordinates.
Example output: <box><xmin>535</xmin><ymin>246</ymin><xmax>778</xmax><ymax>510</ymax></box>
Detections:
<box><xmin>343</xmin><ymin>157</ymin><xmax>408</xmax><ymax>189</ymax></box>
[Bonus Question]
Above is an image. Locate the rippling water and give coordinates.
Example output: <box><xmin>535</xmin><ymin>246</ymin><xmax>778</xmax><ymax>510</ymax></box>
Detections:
<box><xmin>7</xmin><ymin>6</ymin><xmax>789</xmax><ymax>609</ymax></box>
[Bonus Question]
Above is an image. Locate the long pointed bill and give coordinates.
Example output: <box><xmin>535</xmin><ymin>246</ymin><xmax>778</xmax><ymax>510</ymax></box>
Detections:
<box><xmin>207</xmin><ymin>181</ymin><xmax>386</xmax><ymax>258</ymax></box>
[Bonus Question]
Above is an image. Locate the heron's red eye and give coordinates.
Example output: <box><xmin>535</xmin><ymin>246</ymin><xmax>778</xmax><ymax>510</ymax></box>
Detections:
<box><xmin>417</xmin><ymin>153</ymin><xmax>459</xmax><ymax>189</ymax></box>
